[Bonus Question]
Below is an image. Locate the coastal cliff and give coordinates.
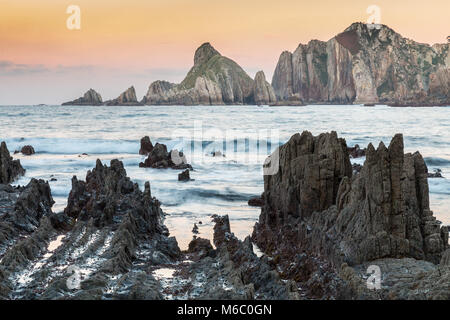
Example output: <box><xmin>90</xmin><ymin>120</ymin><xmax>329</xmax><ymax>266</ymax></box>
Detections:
<box><xmin>272</xmin><ymin>23</ymin><xmax>449</xmax><ymax>106</ymax></box>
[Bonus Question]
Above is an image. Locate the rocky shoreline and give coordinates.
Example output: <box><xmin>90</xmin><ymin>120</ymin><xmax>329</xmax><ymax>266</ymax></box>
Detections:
<box><xmin>0</xmin><ymin>132</ymin><xmax>449</xmax><ymax>300</ymax></box>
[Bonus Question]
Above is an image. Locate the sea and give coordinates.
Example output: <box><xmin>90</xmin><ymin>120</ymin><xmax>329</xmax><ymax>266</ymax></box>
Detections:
<box><xmin>1</xmin><ymin>104</ymin><xmax>449</xmax><ymax>249</ymax></box>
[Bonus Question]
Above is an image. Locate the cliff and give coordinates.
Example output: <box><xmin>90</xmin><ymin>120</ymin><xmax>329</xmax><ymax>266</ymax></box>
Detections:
<box><xmin>142</xmin><ymin>43</ymin><xmax>277</xmax><ymax>105</ymax></box>
<box><xmin>272</xmin><ymin>23</ymin><xmax>450</xmax><ymax>105</ymax></box>
<box><xmin>62</xmin><ymin>89</ymin><xmax>103</xmax><ymax>106</ymax></box>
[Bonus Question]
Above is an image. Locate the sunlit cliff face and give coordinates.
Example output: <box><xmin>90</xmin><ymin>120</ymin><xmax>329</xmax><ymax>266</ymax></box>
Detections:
<box><xmin>0</xmin><ymin>0</ymin><xmax>449</xmax><ymax>104</ymax></box>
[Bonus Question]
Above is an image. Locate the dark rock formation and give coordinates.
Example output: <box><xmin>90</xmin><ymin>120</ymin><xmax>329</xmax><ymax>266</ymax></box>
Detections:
<box><xmin>0</xmin><ymin>142</ymin><xmax>25</xmax><ymax>184</ymax></box>
<box><xmin>142</xmin><ymin>43</ymin><xmax>277</xmax><ymax>105</ymax></box>
<box><xmin>253</xmin><ymin>131</ymin><xmax>449</xmax><ymax>299</ymax></box>
<box><xmin>105</xmin><ymin>86</ymin><xmax>143</xmax><ymax>106</ymax></box>
<box><xmin>427</xmin><ymin>168</ymin><xmax>443</xmax><ymax>178</ymax></box>
<box><xmin>139</xmin><ymin>136</ymin><xmax>154</xmax><ymax>155</ymax></box>
<box><xmin>0</xmin><ymin>159</ymin><xmax>180</xmax><ymax>299</ymax></box>
<box><xmin>62</xmin><ymin>89</ymin><xmax>103</xmax><ymax>106</ymax></box>
<box><xmin>210</xmin><ymin>215</ymin><xmax>299</xmax><ymax>299</ymax></box>
<box><xmin>347</xmin><ymin>144</ymin><xmax>365</xmax><ymax>158</ymax></box>
<box><xmin>187</xmin><ymin>237</ymin><xmax>214</xmax><ymax>260</ymax></box>
<box><xmin>178</xmin><ymin>169</ymin><xmax>190</xmax><ymax>181</ymax></box>
<box><xmin>139</xmin><ymin>142</ymin><xmax>192</xmax><ymax>170</ymax></box>
<box><xmin>248</xmin><ymin>194</ymin><xmax>264</xmax><ymax>207</ymax></box>
<box><xmin>19</xmin><ymin>145</ymin><xmax>35</xmax><ymax>156</ymax></box>
<box><xmin>0</xmin><ymin>178</ymin><xmax>54</xmax><ymax>272</ymax></box>
<box><xmin>272</xmin><ymin>23</ymin><xmax>449</xmax><ymax>105</ymax></box>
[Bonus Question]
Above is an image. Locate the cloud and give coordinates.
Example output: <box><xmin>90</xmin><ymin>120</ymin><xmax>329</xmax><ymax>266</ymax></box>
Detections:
<box><xmin>0</xmin><ymin>61</ymin><xmax>49</xmax><ymax>75</ymax></box>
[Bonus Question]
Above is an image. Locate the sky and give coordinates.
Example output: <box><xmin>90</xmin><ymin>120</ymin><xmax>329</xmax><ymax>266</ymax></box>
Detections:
<box><xmin>0</xmin><ymin>0</ymin><xmax>449</xmax><ymax>105</ymax></box>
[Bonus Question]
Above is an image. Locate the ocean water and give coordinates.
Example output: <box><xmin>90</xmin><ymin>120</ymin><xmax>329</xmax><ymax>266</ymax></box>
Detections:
<box><xmin>0</xmin><ymin>105</ymin><xmax>449</xmax><ymax>249</ymax></box>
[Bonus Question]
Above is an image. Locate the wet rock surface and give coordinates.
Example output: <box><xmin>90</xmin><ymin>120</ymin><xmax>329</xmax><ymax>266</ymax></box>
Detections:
<box><xmin>0</xmin><ymin>132</ymin><xmax>448</xmax><ymax>300</ymax></box>
<box><xmin>15</xmin><ymin>145</ymin><xmax>35</xmax><ymax>156</ymax></box>
<box><xmin>139</xmin><ymin>136</ymin><xmax>154</xmax><ymax>155</ymax></box>
<box><xmin>0</xmin><ymin>159</ymin><xmax>180</xmax><ymax>299</ymax></box>
<box><xmin>0</xmin><ymin>142</ymin><xmax>25</xmax><ymax>184</ymax></box>
<box><xmin>178</xmin><ymin>170</ymin><xmax>191</xmax><ymax>182</ymax></box>
<box><xmin>139</xmin><ymin>142</ymin><xmax>192</xmax><ymax>170</ymax></box>
<box><xmin>248</xmin><ymin>194</ymin><xmax>264</xmax><ymax>207</ymax></box>
<box><xmin>347</xmin><ymin>144</ymin><xmax>365</xmax><ymax>158</ymax></box>
<box><xmin>253</xmin><ymin>131</ymin><xmax>449</xmax><ymax>299</ymax></box>
<box><xmin>428</xmin><ymin>168</ymin><xmax>444</xmax><ymax>178</ymax></box>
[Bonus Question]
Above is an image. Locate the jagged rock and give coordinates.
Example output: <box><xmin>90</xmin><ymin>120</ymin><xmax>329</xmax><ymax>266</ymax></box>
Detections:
<box><xmin>347</xmin><ymin>144</ymin><xmax>365</xmax><ymax>158</ymax></box>
<box><xmin>427</xmin><ymin>168</ymin><xmax>443</xmax><ymax>178</ymax></box>
<box><xmin>62</xmin><ymin>89</ymin><xmax>103</xmax><ymax>106</ymax></box>
<box><xmin>19</xmin><ymin>145</ymin><xmax>35</xmax><ymax>156</ymax></box>
<box><xmin>139</xmin><ymin>142</ymin><xmax>192</xmax><ymax>170</ymax></box>
<box><xmin>178</xmin><ymin>169</ymin><xmax>190</xmax><ymax>181</ymax></box>
<box><xmin>142</xmin><ymin>43</ymin><xmax>276</xmax><ymax>105</ymax></box>
<box><xmin>209</xmin><ymin>215</ymin><xmax>299</xmax><ymax>299</ymax></box>
<box><xmin>139</xmin><ymin>136</ymin><xmax>154</xmax><ymax>155</ymax></box>
<box><xmin>187</xmin><ymin>237</ymin><xmax>214</xmax><ymax>260</ymax></box>
<box><xmin>0</xmin><ymin>159</ymin><xmax>181</xmax><ymax>299</ymax></box>
<box><xmin>261</xmin><ymin>131</ymin><xmax>352</xmax><ymax>220</ymax></box>
<box><xmin>352</xmin><ymin>163</ymin><xmax>363</xmax><ymax>174</ymax></box>
<box><xmin>248</xmin><ymin>194</ymin><xmax>264</xmax><ymax>207</ymax></box>
<box><xmin>272</xmin><ymin>23</ymin><xmax>449</xmax><ymax>105</ymax></box>
<box><xmin>253</xmin><ymin>131</ymin><xmax>448</xmax><ymax>299</ymax></box>
<box><xmin>0</xmin><ymin>142</ymin><xmax>25</xmax><ymax>184</ymax></box>
<box><xmin>252</xmin><ymin>71</ymin><xmax>277</xmax><ymax>105</ymax></box>
<box><xmin>105</xmin><ymin>86</ymin><xmax>143</xmax><ymax>106</ymax></box>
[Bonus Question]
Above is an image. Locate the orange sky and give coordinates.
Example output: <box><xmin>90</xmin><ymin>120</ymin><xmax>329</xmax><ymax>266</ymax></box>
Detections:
<box><xmin>0</xmin><ymin>0</ymin><xmax>449</xmax><ymax>104</ymax></box>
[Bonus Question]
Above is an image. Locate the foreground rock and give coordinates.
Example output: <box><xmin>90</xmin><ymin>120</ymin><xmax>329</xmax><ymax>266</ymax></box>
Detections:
<box><xmin>139</xmin><ymin>141</ymin><xmax>192</xmax><ymax>170</ymax></box>
<box><xmin>347</xmin><ymin>144</ymin><xmax>365</xmax><ymax>158</ymax></box>
<box><xmin>272</xmin><ymin>23</ymin><xmax>449</xmax><ymax>106</ymax></box>
<box><xmin>178</xmin><ymin>169</ymin><xmax>191</xmax><ymax>181</ymax></box>
<box><xmin>0</xmin><ymin>142</ymin><xmax>25</xmax><ymax>184</ymax></box>
<box><xmin>17</xmin><ymin>145</ymin><xmax>35</xmax><ymax>156</ymax></box>
<box><xmin>62</xmin><ymin>89</ymin><xmax>103</xmax><ymax>106</ymax></box>
<box><xmin>1</xmin><ymin>159</ymin><xmax>180</xmax><ymax>299</ymax></box>
<box><xmin>248</xmin><ymin>194</ymin><xmax>264</xmax><ymax>207</ymax></box>
<box><xmin>139</xmin><ymin>136</ymin><xmax>154</xmax><ymax>155</ymax></box>
<box><xmin>105</xmin><ymin>86</ymin><xmax>143</xmax><ymax>106</ymax></box>
<box><xmin>253</xmin><ymin>131</ymin><xmax>449</xmax><ymax>299</ymax></box>
<box><xmin>142</xmin><ymin>43</ymin><xmax>277</xmax><ymax>105</ymax></box>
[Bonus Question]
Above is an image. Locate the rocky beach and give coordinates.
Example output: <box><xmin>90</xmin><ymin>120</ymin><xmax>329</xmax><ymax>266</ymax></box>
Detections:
<box><xmin>0</xmin><ymin>123</ymin><xmax>449</xmax><ymax>299</ymax></box>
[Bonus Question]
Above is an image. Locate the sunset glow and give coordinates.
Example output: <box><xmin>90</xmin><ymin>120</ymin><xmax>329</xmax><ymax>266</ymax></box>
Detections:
<box><xmin>1</xmin><ymin>0</ymin><xmax>449</xmax><ymax>104</ymax></box>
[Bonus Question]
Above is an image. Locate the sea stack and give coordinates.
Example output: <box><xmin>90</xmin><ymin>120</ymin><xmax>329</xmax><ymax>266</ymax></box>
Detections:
<box><xmin>105</xmin><ymin>86</ymin><xmax>143</xmax><ymax>106</ymax></box>
<box><xmin>62</xmin><ymin>89</ymin><xmax>103</xmax><ymax>106</ymax></box>
<box><xmin>142</xmin><ymin>43</ymin><xmax>277</xmax><ymax>105</ymax></box>
<box><xmin>252</xmin><ymin>71</ymin><xmax>277</xmax><ymax>105</ymax></box>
